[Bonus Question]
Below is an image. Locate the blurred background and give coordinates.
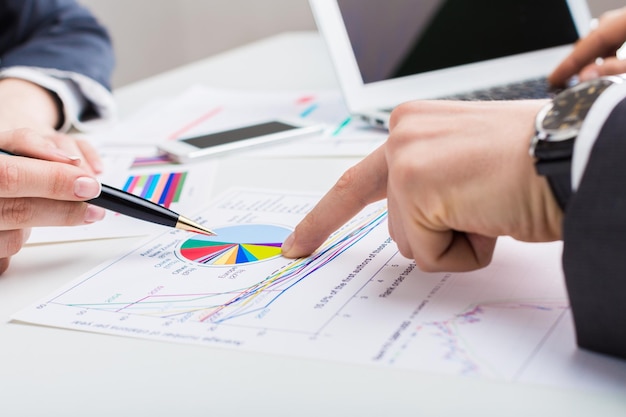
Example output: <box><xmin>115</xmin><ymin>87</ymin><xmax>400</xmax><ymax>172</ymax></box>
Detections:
<box><xmin>78</xmin><ymin>0</ymin><xmax>626</xmax><ymax>89</ymax></box>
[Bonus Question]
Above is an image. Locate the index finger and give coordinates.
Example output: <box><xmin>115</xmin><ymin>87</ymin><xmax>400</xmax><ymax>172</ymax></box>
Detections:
<box><xmin>550</xmin><ymin>11</ymin><xmax>626</xmax><ymax>86</ymax></box>
<box><xmin>281</xmin><ymin>145</ymin><xmax>388</xmax><ymax>258</ymax></box>
<box><xmin>0</xmin><ymin>153</ymin><xmax>101</xmax><ymax>201</ymax></box>
<box><xmin>0</xmin><ymin>129</ymin><xmax>81</xmax><ymax>165</ymax></box>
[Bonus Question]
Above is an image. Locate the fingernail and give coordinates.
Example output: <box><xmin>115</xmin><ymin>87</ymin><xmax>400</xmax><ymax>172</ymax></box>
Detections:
<box><xmin>281</xmin><ymin>232</ymin><xmax>295</xmax><ymax>255</ymax></box>
<box><xmin>84</xmin><ymin>205</ymin><xmax>105</xmax><ymax>223</ymax></box>
<box><xmin>580</xmin><ymin>69</ymin><xmax>599</xmax><ymax>81</ymax></box>
<box><xmin>74</xmin><ymin>177</ymin><xmax>101</xmax><ymax>199</ymax></box>
<box><xmin>50</xmin><ymin>148</ymin><xmax>81</xmax><ymax>163</ymax></box>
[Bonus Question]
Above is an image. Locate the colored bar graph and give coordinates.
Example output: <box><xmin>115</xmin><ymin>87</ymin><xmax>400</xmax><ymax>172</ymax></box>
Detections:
<box><xmin>158</xmin><ymin>174</ymin><xmax>174</xmax><ymax>205</ymax></box>
<box><xmin>123</xmin><ymin>171</ymin><xmax>188</xmax><ymax>208</ymax></box>
<box><xmin>142</xmin><ymin>175</ymin><xmax>157</xmax><ymax>199</ymax></box>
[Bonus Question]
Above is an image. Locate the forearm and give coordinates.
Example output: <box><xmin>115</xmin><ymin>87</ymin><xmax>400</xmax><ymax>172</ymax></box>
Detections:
<box><xmin>0</xmin><ymin>78</ymin><xmax>61</xmax><ymax>132</ymax></box>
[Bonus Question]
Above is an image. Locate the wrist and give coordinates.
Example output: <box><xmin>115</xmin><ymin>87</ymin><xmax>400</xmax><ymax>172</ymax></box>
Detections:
<box><xmin>523</xmin><ymin>126</ymin><xmax>564</xmax><ymax>241</ymax></box>
<box><xmin>534</xmin><ymin>175</ymin><xmax>564</xmax><ymax>240</ymax></box>
<box><xmin>530</xmin><ymin>76</ymin><xmax>623</xmax><ymax>211</ymax></box>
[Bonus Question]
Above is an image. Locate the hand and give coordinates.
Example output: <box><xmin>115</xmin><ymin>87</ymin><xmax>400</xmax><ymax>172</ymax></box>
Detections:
<box><xmin>0</xmin><ymin>129</ymin><xmax>106</xmax><ymax>274</ymax></box>
<box><xmin>550</xmin><ymin>7</ymin><xmax>626</xmax><ymax>86</ymax></box>
<box><xmin>0</xmin><ymin>78</ymin><xmax>104</xmax><ymax>174</ymax></box>
<box><xmin>282</xmin><ymin>100</ymin><xmax>562</xmax><ymax>272</ymax></box>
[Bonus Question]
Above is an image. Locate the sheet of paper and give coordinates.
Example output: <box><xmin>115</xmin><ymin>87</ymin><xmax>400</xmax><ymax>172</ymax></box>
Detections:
<box><xmin>14</xmin><ymin>188</ymin><xmax>625</xmax><ymax>394</ymax></box>
<box><xmin>86</xmin><ymin>85</ymin><xmax>387</xmax><ymax>157</ymax></box>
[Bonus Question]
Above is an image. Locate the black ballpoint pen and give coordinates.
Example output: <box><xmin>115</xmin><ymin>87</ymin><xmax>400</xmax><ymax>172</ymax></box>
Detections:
<box><xmin>88</xmin><ymin>184</ymin><xmax>216</xmax><ymax>236</ymax></box>
<box><xmin>0</xmin><ymin>149</ymin><xmax>215</xmax><ymax>236</ymax></box>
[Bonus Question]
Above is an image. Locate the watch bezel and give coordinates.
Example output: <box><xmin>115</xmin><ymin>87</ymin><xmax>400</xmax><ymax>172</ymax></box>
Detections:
<box><xmin>534</xmin><ymin>101</ymin><xmax>578</xmax><ymax>142</ymax></box>
<box><xmin>534</xmin><ymin>76</ymin><xmax>622</xmax><ymax>142</ymax></box>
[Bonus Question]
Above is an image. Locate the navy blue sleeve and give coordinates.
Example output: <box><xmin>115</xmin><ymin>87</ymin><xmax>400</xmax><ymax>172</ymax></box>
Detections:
<box><xmin>0</xmin><ymin>0</ymin><xmax>114</xmax><ymax>90</ymax></box>
<box><xmin>562</xmin><ymin>97</ymin><xmax>626</xmax><ymax>361</ymax></box>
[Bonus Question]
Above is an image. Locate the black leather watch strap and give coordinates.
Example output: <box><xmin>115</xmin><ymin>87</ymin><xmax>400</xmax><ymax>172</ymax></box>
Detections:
<box><xmin>534</xmin><ymin>149</ymin><xmax>572</xmax><ymax>211</ymax></box>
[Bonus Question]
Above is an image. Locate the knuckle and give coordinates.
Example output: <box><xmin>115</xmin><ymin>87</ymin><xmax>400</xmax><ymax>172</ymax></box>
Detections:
<box><xmin>473</xmin><ymin>250</ymin><xmax>494</xmax><ymax>269</ymax></box>
<box><xmin>0</xmin><ymin>198</ymin><xmax>35</xmax><ymax>226</ymax></box>
<box><xmin>395</xmin><ymin>242</ymin><xmax>414</xmax><ymax>262</ymax></box>
<box><xmin>394</xmin><ymin>242</ymin><xmax>439</xmax><ymax>273</ymax></box>
<box><xmin>62</xmin><ymin>203</ymin><xmax>87</xmax><ymax>225</ymax></box>
<box><xmin>334</xmin><ymin>165</ymin><xmax>359</xmax><ymax>193</ymax></box>
<box><xmin>413</xmin><ymin>256</ymin><xmax>439</xmax><ymax>273</ymax></box>
<box><xmin>0</xmin><ymin>160</ymin><xmax>22</xmax><ymax>195</ymax></box>
<box><xmin>387</xmin><ymin>121</ymin><xmax>425</xmax><ymax>152</ymax></box>
<box><xmin>334</xmin><ymin>166</ymin><xmax>369</xmax><ymax>206</ymax></box>
<box><xmin>389</xmin><ymin>102</ymin><xmax>417</xmax><ymax>130</ymax></box>
<box><xmin>49</xmin><ymin>169</ymin><xmax>70</xmax><ymax>196</ymax></box>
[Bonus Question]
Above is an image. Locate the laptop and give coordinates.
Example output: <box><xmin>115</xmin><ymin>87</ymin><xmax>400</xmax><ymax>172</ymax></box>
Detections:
<box><xmin>308</xmin><ymin>0</ymin><xmax>593</xmax><ymax>129</ymax></box>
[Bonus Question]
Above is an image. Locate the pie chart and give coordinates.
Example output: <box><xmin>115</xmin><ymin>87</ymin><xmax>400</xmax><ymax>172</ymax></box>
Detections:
<box><xmin>178</xmin><ymin>224</ymin><xmax>292</xmax><ymax>265</ymax></box>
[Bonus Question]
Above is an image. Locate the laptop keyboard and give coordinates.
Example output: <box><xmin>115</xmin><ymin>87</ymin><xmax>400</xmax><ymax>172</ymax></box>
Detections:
<box><xmin>441</xmin><ymin>76</ymin><xmax>561</xmax><ymax>101</ymax></box>
<box><xmin>372</xmin><ymin>77</ymin><xmax>562</xmax><ymax>127</ymax></box>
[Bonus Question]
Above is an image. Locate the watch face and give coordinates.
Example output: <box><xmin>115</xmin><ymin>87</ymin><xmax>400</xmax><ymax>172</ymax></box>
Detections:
<box><xmin>539</xmin><ymin>77</ymin><xmax>617</xmax><ymax>141</ymax></box>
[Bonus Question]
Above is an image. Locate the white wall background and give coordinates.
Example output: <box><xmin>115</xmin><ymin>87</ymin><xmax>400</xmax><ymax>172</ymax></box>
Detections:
<box><xmin>78</xmin><ymin>0</ymin><xmax>626</xmax><ymax>88</ymax></box>
<box><xmin>77</xmin><ymin>0</ymin><xmax>316</xmax><ymax>88</ymax></box>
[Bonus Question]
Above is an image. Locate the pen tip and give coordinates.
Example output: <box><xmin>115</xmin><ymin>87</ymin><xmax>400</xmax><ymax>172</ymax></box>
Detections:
<box><xmin>176</xmin><ymin>216</ymin><xmax>217</xmax><ymax>236</ymax></box>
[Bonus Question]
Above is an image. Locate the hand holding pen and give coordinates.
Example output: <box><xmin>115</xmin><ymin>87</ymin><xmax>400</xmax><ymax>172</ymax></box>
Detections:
<box><xmin>0</xmin><ymin>129</ymin><xmax>106</xmax><ymax>274</ymax></box>
<box><xmin>0</xmin><ymin>129</ymin><xmax>213</xmax><ymax>275</ymax></box>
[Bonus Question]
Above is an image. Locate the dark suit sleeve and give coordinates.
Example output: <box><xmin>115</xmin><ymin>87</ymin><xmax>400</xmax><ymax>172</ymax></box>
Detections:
<box><xmin>562</xmin><ymin>97</ymin><xmax>626</xmax><ymax>360</ymax></box>
<box><xmin>0</xmin><ymin>0</ymin><xmax>114</xmax><ymax>90</ymax></box>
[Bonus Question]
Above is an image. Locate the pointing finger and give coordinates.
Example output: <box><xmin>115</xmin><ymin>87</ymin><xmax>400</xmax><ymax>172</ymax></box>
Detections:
<box><xmin>282</xmin><ymin>145</ymin><xmax>388</xmax><ymax>258</ymax></box>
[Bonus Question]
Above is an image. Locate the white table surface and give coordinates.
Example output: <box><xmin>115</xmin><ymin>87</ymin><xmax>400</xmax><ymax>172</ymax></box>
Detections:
<box><xmin>0</xmin><ymin>32</ymin><xmax>624</xmax><ymax>417</ymax></box>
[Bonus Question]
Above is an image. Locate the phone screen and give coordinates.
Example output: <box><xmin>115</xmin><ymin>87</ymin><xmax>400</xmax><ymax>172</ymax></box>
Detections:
<box><xmin>181</xmin><ymin>121</ymin><xmax>297</xmax><ymax>149</ymax></box>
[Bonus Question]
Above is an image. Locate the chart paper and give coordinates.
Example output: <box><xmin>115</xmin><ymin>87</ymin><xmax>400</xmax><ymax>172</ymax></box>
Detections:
<box><xmin>13</xmin><ymin>188</ymin><xmax>626</xmax><ymax>394</ymax></box>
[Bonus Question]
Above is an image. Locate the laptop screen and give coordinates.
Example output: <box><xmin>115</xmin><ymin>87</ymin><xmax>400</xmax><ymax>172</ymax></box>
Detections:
<box><xmin>337</xmin><ymin>0</ymin><xmax>580</xmax><ymax>84</ymax></box>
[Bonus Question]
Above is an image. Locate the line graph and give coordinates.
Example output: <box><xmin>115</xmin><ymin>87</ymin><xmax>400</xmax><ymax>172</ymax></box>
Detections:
<box><xmin>55</xmin><ymin>206</ymin><xmax>388</xmax><ymax>328</ymax></box>
<box><xmin>385</xmin><ymin>299</ymin><xmax>570</xmax><ymax>379</ymax></box>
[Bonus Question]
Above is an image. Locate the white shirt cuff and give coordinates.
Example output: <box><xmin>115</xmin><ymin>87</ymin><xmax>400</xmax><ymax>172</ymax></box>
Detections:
<box><xmin>572</xmin><ymin>81</ymin><xmax>626</xmax><ymax>191</ymax></box>
<box><xmin>0</xmin><ymin>66</ymin><xmax>117</xmax><ymax>132</ymax></box>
